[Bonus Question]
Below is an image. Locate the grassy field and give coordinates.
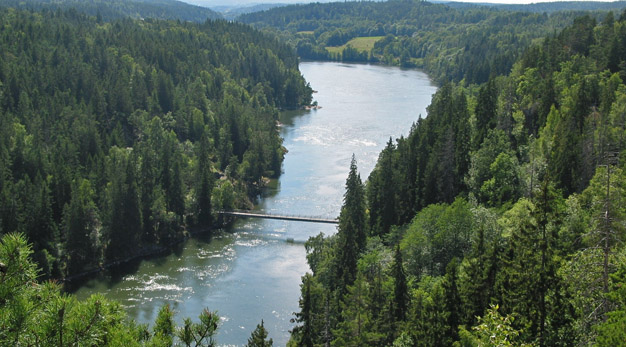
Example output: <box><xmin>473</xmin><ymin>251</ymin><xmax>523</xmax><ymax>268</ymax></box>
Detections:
<box><xmin>326</xmin><ymin>36</ymin><xmax>384</xmax><ymax>54</ymax></box>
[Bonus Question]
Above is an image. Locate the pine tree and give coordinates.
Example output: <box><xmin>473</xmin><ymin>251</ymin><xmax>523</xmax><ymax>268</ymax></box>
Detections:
<box><xmin>153</xmin><ymin>304</ymin><xmax>175</xmax><ymax>346</ymax></box>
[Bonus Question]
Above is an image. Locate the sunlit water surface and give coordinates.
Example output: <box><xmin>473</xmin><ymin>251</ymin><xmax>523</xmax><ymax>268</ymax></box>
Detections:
<box><xmin>71</xmin><ymin>62</ymin><xmax>437</xmax><ymax>345</ymax></box>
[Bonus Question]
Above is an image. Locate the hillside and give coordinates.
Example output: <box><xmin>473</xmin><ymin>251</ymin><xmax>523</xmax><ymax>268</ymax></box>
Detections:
<box><xmin>289</xmin><ymin>9</ymin><xmax>626</xmax><ymax>347</ymax></box>
<box><xmin>0</xmin><ymin>0</ymin><xmax>222</xmax><ymax>22</ymax></box>
<box><xmin>239</xmin><ymin>0</ymin><xmax>626</xmax><ymax>84</ymax></box>
<box><xmin>0</xmin><ymin>8</ymin><xmax>311</xmax><ymax>280</ymax></box>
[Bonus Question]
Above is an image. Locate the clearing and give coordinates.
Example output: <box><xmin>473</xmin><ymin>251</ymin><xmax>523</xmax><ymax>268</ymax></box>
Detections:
<box><xmin>326</xmin><ymin>36</ymin><xmax>385</xmax><ymax>54</ymax></box>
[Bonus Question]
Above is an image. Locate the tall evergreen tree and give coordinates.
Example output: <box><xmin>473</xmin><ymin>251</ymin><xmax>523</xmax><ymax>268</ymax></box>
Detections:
<box><xmin>334</xmin><ymin>155</ymin><xmax>367</xmax><ymax>292</ymax></box>
<box><xmin>391</xmin><ymin>245</ymin><xmax>408</xmax><ymax>322</ymax></box>
<box><xmin>442</xmin><ymin>258</ymin><xmax>462</xmax><ymax>345</ymax></box>
<box><xmin>104</xmin><ymin>149</ymin><xmax>142</xmax><ymax>262</ymax></box>
<box><xmin>473</xmin><ymin>77</ymin><xmax>498</xmax><ymax>150</ymax></box>
<box><xmin>368</xmin><ymin>138</ymin><xmax>397</xmax><ymax>237</ymax></box>
<box><xmin>63</xmin><ymin>179</ymin><xmax>100</xmax><ymax>277</ymax></box>
<box><xmin>195</xmin><ymin>132</ymin><xmax>214</xmax><ymax>228</ymax></box>
<box><xmin>292</xmin><ymin>274</ymin><xmax>315</xmax><ymax>347</ymax></box>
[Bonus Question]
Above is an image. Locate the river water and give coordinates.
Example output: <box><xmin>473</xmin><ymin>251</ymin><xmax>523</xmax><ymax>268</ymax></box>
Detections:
<box><xmin>72</xmin><ymin>62</ymin><xmax>436</xmax><ymax>345</ymax></box>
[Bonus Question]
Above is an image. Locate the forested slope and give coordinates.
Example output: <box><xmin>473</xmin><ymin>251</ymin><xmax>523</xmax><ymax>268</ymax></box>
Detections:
<box><xmin>0</xmin><ymin>0</ymin><xmax>222</xmax><ymax>22</ymax></box>
<box><xmin>0</xmin><ymin>8</ymin><xmax>311</xmax><ymax>279</ymax></box>
<box><xmin>290</xmin><ymin>10</ymin><xmax>626</xmax><ymax>346</ymax></box>
<box><xmin>492</xmin><ymin>0</ymin><xmax>626</xmax><ymax>13</ymax></box>
<box><xmin>240</xmin><ymin>0</ymin><xmax>626</xmax><ymax>84</ymax></box>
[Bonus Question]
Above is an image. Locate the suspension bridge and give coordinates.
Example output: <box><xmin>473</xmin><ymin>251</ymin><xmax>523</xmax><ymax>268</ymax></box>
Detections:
<box><xmin>216</xmin><ymin>210</ymin><xmax>339</xmax><ymax>224</ymax></box>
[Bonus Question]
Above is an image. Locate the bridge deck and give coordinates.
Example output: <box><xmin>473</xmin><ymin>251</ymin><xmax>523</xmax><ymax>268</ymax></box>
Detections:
<box><xmin>217</xmin><ymin>210</ymin><xmax>339</xmax><ymax>224</ymax></box>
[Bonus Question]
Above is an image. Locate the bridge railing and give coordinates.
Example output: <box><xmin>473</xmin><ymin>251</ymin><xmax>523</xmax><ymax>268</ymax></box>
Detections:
<box><xmin>216</xmin><ymin>209</ymin><xmax>339</xmax><ymax>224</ymax></box>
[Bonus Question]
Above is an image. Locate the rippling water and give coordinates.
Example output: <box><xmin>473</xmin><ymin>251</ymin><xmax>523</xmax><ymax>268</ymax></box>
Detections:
<box><xmin>71</xmin><ymin>62</ymin><xmax>437</xmax><ymax>345</ymax></box>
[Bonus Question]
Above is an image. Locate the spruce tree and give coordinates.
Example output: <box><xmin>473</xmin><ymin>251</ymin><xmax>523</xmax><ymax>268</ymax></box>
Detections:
<box><xmin>196</xmin><ymin>132</ymin><xmax>214</xmax><ymax>228</ymax></box>
<box><xmin>63</xmin><ymin>179</ymin><xmax>99</xmax><ymax>277</ymax></box>
<box><xmin>391</xmin><ymin>245</ymin><xmax>408</xmax><ymax>322</ymax></box>
<box><xmin>442</xmin><ymin>258</ymin><xmax>461</xmax><ymax>344</ymax></box>
<box><xmin>334</xmin><ymin>155</ymin><xmax>367</xmax><ymax>292</ymax></box>
<box><xmin>368</xmin><ymin>138</ymin><xmax>396</xmax><ymax>237</ymax></box>
<box><xmin>292</xmin><ymin>274</ymin><xmax>315</xmax><ymax>347</ymax></box>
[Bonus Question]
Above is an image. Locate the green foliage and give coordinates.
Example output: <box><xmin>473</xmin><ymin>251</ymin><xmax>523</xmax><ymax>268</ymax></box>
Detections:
<box><xmin>401</xmin><ymin>198</ymin><xmax>474</xmax><ymax>279</ymax></box>
<box><xmin>595</xmin><ymin>249</ymin><xmax>626</xmax><ymax>346</ymax></box>
<box><xmin>291</xmin><ymin>9</ymin><xmax>626</xmax><ymax>346</ymax></box>
<box><xmin>1</xmin><ymin>233</ymin><xmax>128</xmax><ymax>345</ymax></box>
<box><xmin>0</xmin><ymin>8</ymin><xmax>311</xmax><ymax>277</ymax></box>
<box><xmin>467</xmin><ymin>129</ymin><xmax>514</xmax><ymax>203</ymax></box>
<box><xmin>246</xmin><ymin>320</ymin><xmax>273</xmax><ymax>347</ymax></box>
<box><xmin>459</xmin><ymin>304</ymin><xmax>533</xmax><ymax>347</ymax></box>
<box><xmin>240</xmin><ymin>0</ymin><xmax>624</xmax><ymax>84</ymax></box>
<box><xmin>334</xmin><ymin>156</ymin><xmax>367</xmax><ymax>292</ymax></box>
<box><xmin>479</xmin><ymin>152</ymin><xmax>521</xmax><ymax>207</ymax></box>
<box><xmin>0</xmin><ymin>232</ymin><xmax>221</xmax><ymax>346</ymax></box>
<box><xmin>0</xmin><ymin>0</ymin><xmax>222</xmax><ymax>22</ymax></box>
<box><xmin>63</xmin><ymin>178</ymin><xmax>100</xmax><ymax>277</ymax></box>
<box><xmin>177</xmin><ymin>309</ymin><xmax>219</xmax><ymax>347</ymax></box>
<box><xmin>391</xmin><ymin>245</ymin><xmax>408</xmax><ymax>322</ymax></box>
<box><xmin>368</xmin><ymin>138</ymin><xmax>397</xmax><ymax>237</ymax></box>
<box><xmin>153</xmin><ymin>304</ymin><xmax>175</xmax><ymax>346</ymax></box>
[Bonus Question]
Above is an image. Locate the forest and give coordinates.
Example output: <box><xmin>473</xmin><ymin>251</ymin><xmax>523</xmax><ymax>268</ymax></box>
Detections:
<box><xmin>240</xmin><ymin>0</ymin><xmax>626</xmax><ymax>84</ymax></box>
<box><xmin>3</xmin><ymin>0</ymin><xmax>626</xmax><ymax>345</ymax></box>
<box><xmin>0</xmin><ymin>0</ymin><xmax>222</xmax><ymax>22</ymax></box>
<box><xmin>0</xmin><ymin>8</ymin><xmax>312</xmax><ymax>282</ymax></box>
<box><xmin>288</xmin><ymin>8</ymin><xmax>626</xmax><ymax>347</ymax></box>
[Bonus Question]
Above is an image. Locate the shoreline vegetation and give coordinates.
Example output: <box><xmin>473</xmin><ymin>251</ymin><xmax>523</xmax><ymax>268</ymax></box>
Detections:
<box><xmin>4</xmin><ymin>0</ymin><xmax>626</xmax><ymax>345</ymax></box>
<box><xmin>0</xmin><ymin>7</ymin><xmax>313</xmax><ymax>286</ymax></box>
<box><xmin>240</xmin><ymin>0</ymin><xmax>626</xmax><ymax>84</ymax></box>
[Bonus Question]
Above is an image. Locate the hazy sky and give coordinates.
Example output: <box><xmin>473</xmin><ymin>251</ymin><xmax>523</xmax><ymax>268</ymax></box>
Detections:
<box><xmin>183</xmin><ymin>0</ymin><xmax>618</xmax><ymax>8</ymax></box>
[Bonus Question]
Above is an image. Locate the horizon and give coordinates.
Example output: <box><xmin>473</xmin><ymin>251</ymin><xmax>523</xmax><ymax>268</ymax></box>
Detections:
<box><xmin>181</xmin><ymin>0</ymin><xmax>623</xmax><ymax>9</ymax></box>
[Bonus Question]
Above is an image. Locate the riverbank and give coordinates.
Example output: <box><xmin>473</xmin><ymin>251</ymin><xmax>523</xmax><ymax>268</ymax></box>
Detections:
<box><xmin>70</xmin><ymin>62</ymin><xmax>437</xmax><ymax>345</ymax></box>
<box><xmin>63</xmin><ymin>189</ymin><xmax>255</xmax><ymax>287</ymax></box>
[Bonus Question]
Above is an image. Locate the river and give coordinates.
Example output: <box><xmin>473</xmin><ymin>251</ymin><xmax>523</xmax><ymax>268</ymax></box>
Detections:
<box><xmin>71</xmin><ymin>62</ymin><xmax>437</xmax><ymax>345</ymax></box>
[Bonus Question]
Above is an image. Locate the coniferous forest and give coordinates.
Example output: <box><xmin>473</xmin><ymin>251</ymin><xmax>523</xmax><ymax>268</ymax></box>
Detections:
<box><xmin>2</xmin><ymin>0</ymin><xmax>626</xmax><ymax>346</ymax></box>
<box><xmin>0</xmin><ymin>8</ymin><xmax>312</xmax><ymax>280</ymax></box>
<box><xmin>286</xmin><ymin>7</ymin><xmax>626</xmax><ymax>347</ymax></box>
<box><xmin>0</xmin><ymin>0</ymin><xmax>223</xmax><ymax>22</ymax></box>
<box><xmin>240</xmin><ymin>0</ymin><xmax>626</xmax><ymax>84</ymax></box>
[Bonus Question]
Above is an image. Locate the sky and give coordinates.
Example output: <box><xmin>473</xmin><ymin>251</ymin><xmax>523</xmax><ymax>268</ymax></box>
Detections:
<box><xmin>182</xmin><ymin>0</ymin><xmax>619</xmax><ymax>8</ymax></box>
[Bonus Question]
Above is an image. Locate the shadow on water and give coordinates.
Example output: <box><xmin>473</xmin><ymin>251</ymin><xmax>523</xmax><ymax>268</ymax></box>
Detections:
<box><xmin>64</xmin><ymin>256</ymin><xmax>144</xmax><ymax>293</ymax></box>
<box><xmin>260</xmin><ymin>178</ymin><xmax>281</xmax><ymax>199</ymax></box>
<box><xmin>279</xmin><ymin>108</ymin><xmax>309</xmax><ymax>127</ymax></box>
<box><xmin>192</xmin><ymin>230</ymin><xmax>217</xmax><ymax>245</ymax></box>
<box><xmin>64</xmin><ymin>232</ymin><xmax>216</xmax><ymax>294</ymax></box>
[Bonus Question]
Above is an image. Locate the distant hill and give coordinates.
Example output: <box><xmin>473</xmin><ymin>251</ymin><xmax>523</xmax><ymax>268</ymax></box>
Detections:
<box><xmin>441</xmin><ymin>0</ymin><xmax>626</xmax><ymax>13</ymax></box>
<box><xmin>238</xmin><ymin>0</ymin><xmax>624</xmax><ymax>84</ymax></box>
<box><xmin>213</xmin><ymin>3</ymin><xmax>286</xmax><ymax>20</ymax></box>
<box><xmin>0</xmin><ymin>0</ymin><xmax>222</xmax><ymax>22</ymax></box>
